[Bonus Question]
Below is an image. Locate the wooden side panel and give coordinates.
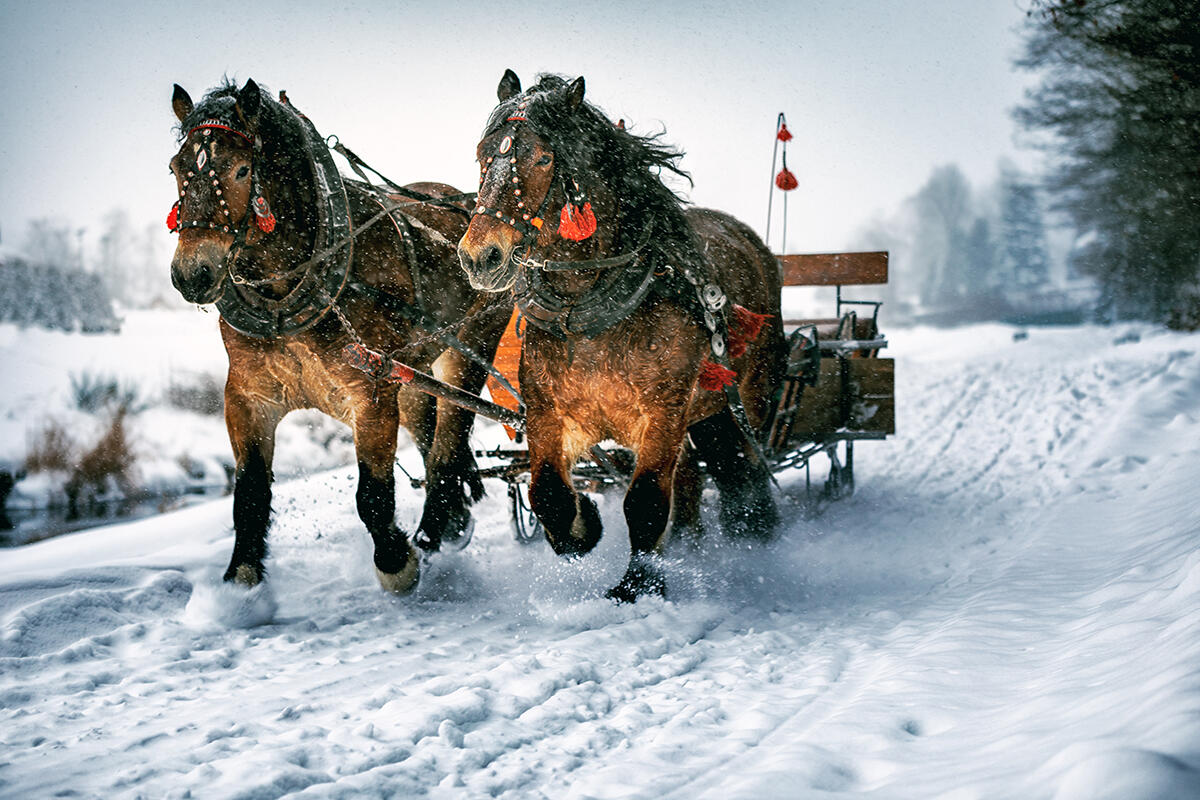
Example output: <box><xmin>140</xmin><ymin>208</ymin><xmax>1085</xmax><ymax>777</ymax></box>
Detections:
<box><xmin>778</xmin><ymin>251</ymin><xmax>889</xmax><ymax>286</ymax></box>
<box><xmin>785</xmin><ymin>357</ymin><xmax>895</xmax><ymax>438</ymax></box>
<box><xmin>783</xmin><ymin>316</ymin><xmax>878</xmax><ymax>339</ymax></box>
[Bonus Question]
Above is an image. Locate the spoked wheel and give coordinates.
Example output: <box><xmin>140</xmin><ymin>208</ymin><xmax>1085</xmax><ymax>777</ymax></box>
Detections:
<box><xmin>509</xmin><ymin>482</ymin><xmax>544</xmax><ymax>545</ymax></box>
<box><xmin>440</xmin><ymin>515</ymin><xmax>475</xmax><ymax>551</ymax></box>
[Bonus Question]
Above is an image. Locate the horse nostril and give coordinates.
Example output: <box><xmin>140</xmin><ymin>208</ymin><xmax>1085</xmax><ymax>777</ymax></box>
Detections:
<box><xmin>482</xmin><ymin>245</ymin><xmax>504</xmax><ymax>273</ymax></box>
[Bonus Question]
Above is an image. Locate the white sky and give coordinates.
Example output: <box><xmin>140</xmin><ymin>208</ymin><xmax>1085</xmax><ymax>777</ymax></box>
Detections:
<box><xmin>0</xmin><ymin>0</ymin><xmax>1038</xmax><ymax>259</ymax></box>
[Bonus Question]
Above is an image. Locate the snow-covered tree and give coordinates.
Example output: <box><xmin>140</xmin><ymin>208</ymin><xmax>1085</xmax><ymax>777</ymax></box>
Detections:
<box><xmin>999</xmin><ymin>169</ymin><xmax>1051</xmax><ymax>290</ymax></box>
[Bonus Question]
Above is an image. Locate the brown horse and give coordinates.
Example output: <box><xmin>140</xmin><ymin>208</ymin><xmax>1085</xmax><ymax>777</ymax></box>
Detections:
<box><xmin>168</xmin><ymin>79</ymin><xmax>508</xmax><ymax>594</ymax></box>
<box><xmin>458</xmin><ymin>72</ymin><xmax>786</xmax><ymax>601</ymax></box>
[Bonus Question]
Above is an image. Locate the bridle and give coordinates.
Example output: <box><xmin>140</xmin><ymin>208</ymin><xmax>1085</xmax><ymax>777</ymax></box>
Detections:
<box><xmin>168</xmin><ymin>118</ymin><xmax>275</xmax><ymax>239</ymax></box>
<box><xmin>471</xmin><ymin>98</ymin><xmax>558</xmax><ymax>247</ymax></box>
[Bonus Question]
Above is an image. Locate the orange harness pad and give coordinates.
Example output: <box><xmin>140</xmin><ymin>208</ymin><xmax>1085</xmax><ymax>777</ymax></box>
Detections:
<box><xmin>487</xmin><ymin>306</ymin><xmax>524</xmax><ymax>439</ymax></box>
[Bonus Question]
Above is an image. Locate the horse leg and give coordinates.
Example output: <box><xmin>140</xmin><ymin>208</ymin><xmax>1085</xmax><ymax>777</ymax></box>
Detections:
<box><xmin>415</xmin><ymin>303</ymin><xmax>506</xmax><ymax>551</ymax></box>
<box><xmin>688</xmin><ymin>407</ymin><xmax>779</xmax><ymax>541</ymax></box>
<box><xmin>224</xmin><ymin>392</ymin><xmax>283</xmax><ymax>586</ymax></box>
<box><xmin>397</xmin><ymin>385</ymin><xmax>436</xmax><ymax>462</ymax></box>
<box><xmin>527</xmin><ymin>420</ymin><xmax>602</xmax><ymax>558</ymax></box>
<box><xmin>607</xmin><ymin>430</ymin><xmax>684</xmax><ymax>602</ymax></box>
<box><xmin>670</xmin><ymin>440</ymin><xmax>706</xmax><ymax>547</ymax></box>
<box><xmin>353</xmin><ymin>393</ymin><xmax>419</xmax><ymax>594</ymax></box>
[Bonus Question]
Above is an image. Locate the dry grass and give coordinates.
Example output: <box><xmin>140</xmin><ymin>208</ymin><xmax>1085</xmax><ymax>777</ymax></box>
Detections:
<box><xmin>24</xmin><ymin>419</ymin><xmax>75</xmax><ymax>473</ymax></box>
<box><xmin>67</xmin><ymin>408</ymin><xmax>135</xmax><ymax>500</ymax></box>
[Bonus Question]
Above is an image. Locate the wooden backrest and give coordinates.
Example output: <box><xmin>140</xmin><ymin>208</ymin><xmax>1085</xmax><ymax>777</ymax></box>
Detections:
<box><xmin>778</xmin><ymin>251</ymin><xmax>888</xmax><ymax>287</ymax></box>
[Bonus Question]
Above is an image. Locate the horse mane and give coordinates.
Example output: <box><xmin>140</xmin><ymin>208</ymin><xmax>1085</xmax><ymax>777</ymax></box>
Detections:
<box><xmin>178</xmin><ymin>80</ymin><xmax>318</xmax><ymax>255</ymax></box>
<box><xmin>486</xmin><ymin>74</ymin><xmax>704</xmax><ymax>275</ymax></box>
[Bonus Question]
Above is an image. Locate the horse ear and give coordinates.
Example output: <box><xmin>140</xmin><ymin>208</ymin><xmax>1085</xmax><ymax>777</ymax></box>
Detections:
<box><xmin>564</xmin><ymin>76</ymin><xmax>585</xmax><ymax>111</ymax></box>
<box><xmin>497</xmin><ymin>69</ymin><xmax>521</xmax><ymax>102</ymax></box>
<box><xmin>237</xmin><ymin>78</ymin><xmax>263</xmax><ymax>119</ymax></box>
<box><xmin>172</xmin><ymin>84</ymin><xmax>193</xmax><ymax>122</ymax></box>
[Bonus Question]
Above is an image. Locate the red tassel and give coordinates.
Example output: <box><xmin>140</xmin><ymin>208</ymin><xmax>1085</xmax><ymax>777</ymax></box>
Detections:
<box><xmin>558</xmin><ymin>201</ymin><xmax>597</xmax><ymax>241</ymax></box>
<box><xmin>252</xmin><ymin>196</ymin><xmax>276</xmax><ymax>233</ymax></box>
<box><xmin>166</xmin><ymin>203</ymin><xmax>179</xmax><ymax>232</ymax></box>
<box><xmin>726</xmin><ymin>304</ymin><xmax>773</xmax><ymax>358</ymax></box>
<box><xmin>698</xmin><ymin>360</ymin><xmax>737</xmax><ymax>391</ymax></box>
<box><xmin>775</xmin><ymin>167</ymin><xmax>798</xmax><ymax>191</ymax></box>
<box><xmin>733</xmin><ymin>304</ymin><xmax>770</xmax><ymax>340</ymax></box>
<box><xmin>777</xmin><ymin>123</ymin><xmax>793</xmax><ymax>142</ymax></box>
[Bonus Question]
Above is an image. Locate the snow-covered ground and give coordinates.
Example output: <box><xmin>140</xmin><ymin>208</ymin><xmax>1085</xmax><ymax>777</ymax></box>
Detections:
<box><xmin>2</xmin><ymin>322</ymin><xmax>1200</xmax><ymax>799</ymax></box>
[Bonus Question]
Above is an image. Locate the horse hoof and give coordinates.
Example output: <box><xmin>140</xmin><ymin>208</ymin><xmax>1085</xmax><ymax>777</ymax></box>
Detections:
<box><xmin>550</xmin><ymin>494</ymin><xmax>603</xmax><ymax>557</ymax></box>
<box><xmin>413</xmin><ymin>528</ymin><xmax>441</xmax><ymax>553</ymax></box>
<box><xmin>415</xmin><ymin>505</ymin><xmax>475</xmax><ymax>553</ymax></box>
<box><xmin>605</xmin><ymin>559</ymin><xmax>667</xmax><ymax>604</ymax></box>
<box><xmin>224</xmin><ymin>563</ymin><xmax>263</xmax><ymax>587</ymax></box>
<box><xmin>376</xmin><ymin>550</ymin><xmax>419</xmax><ymax>595</ymax></box>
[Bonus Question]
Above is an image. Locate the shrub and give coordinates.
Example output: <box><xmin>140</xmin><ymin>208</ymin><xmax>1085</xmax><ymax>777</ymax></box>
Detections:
<box><xmin>24</xmin><ymin>419</ymin><xmax>75</xmax><ymax>473</ymax></box>
<box><xmin>164</xmin><ymin>371</ymin><xmax>225</xmax><ymax>416</ymax></box>
<box><xmin>70</xmin><ymin>371</ymin><xmax>145</xmax><ymax>414</ymax></box>
<box><xmin>66</xmin><ymin>407</ymin><xmax>135</xmax><ymax>513</ymax></box>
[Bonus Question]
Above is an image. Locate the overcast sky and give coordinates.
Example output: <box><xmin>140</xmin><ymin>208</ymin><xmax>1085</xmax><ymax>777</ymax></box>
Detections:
<box><xmin>0</xmin><ymin>0</ymin><xmax>1038</xmax><ymax>260</ymax></box>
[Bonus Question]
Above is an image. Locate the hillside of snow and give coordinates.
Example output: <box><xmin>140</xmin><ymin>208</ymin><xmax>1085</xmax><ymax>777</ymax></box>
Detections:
<box><xmin>2</xmin><ymin>321</ymin><xmax>1200</xmax><ymax>799</ymax></box>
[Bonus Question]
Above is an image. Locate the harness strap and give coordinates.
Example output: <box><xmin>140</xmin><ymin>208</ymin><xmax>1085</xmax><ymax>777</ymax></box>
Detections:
<box><xmin>347</xmin><ymin>278</ymin><xmax>523</xmax><ymax>409</ymax></box>
<box><xmin>331</xmin><ymin>139</ymin><xmax>476</xmax><ymax>215</ymax></box>
<box><xmin>535</xmin><ymin>248</ymin><xmax>641</xmax><ymax>272</ymax></box>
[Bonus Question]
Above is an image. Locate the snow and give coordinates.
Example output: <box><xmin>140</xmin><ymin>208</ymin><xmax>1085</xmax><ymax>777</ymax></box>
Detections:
<box><xmin>2</xmin><ymin>321</ymin><xmax>1200</xmax><ymax>798</ymax></box>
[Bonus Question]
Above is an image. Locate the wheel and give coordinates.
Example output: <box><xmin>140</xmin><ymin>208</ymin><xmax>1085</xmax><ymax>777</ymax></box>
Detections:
<box><xmin>509</xmin><ymin>482</ymin><xmax>544</xmax><ymax>545</ymax></box>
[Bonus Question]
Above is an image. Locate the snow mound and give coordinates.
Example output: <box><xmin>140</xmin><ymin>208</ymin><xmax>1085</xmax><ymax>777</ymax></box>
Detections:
<box><xmin>1052</xmin><ymin>748</ymin><xmax>1200</xmax><ymax>800</ymax></box>
<box><xmin>183</xmin><ymin>571</ymin><xmax>278</xmax><ymax>629</ymax></box>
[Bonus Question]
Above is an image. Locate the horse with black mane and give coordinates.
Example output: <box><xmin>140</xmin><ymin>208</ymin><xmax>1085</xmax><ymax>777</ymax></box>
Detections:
<box><xmin>168</xmin><ymin>79</ymin><xmax>508</xmax><ymax>593</ymax></box>
<box><xmin>458</xmin><ymin>71</ymin><xmax>785</xmax><ymax>601</ymax></box>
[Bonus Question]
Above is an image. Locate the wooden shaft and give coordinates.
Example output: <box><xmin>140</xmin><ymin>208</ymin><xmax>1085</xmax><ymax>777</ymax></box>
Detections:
<box><xmin>343</xmin><ymin>344</ymin><xmax>526</xmax><ymax>432</ymax></box>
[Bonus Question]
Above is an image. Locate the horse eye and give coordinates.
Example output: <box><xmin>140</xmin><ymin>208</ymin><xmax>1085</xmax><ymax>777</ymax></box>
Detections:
<box><xmin>236</xmin><ymin>165</ymin><xmax>250</xmax><ymax>180</ymax></box>
<box><xmin>536</xmin><ymin>155</ymin><xmax>552</xmax><ymax>166</ymax></box>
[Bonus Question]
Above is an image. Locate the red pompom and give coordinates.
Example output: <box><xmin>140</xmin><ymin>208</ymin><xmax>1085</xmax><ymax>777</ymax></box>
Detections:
<box><xmin>775</xmin><ymin>167</ymin><xmax>798</xmax><ymax>191</ymax></box>
<box><xmin>558</xmin><ymin>201</ymin><xmax>597</xmax><ymax>241</ymax></box>
<box><xmin>698</xmin><ymin>360</ymin><xmax>737</xmax><ymax>391</ymax></box>
<box><xmin>256</xmin><ymin>212</ymin><xmax>276</xmax><ymax>233</ymax></box>
<box><xmin>166</xmin><ymin>203</ymin><xmax>179</xmax><ymax>232</ymax></box>
<box><xmin>727</xmin><ymin>304</ymin><xmax>773</xmax><ymax>358</ymax></box>
<box><xmin>777</xmin><ymin>123</ymin><xmax>794</xmax><ymax>142</ymax></box>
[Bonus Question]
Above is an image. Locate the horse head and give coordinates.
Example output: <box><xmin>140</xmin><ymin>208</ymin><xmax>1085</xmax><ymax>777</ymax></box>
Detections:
<box><xmin>458</xmin><ymin>71</ymin><xmax>618</xmax><ymax>292</ymax></box>
<box><xmin>167</xmin><ymin>79</ymin><xmax>307</xmax><ymax>305</ymax></box>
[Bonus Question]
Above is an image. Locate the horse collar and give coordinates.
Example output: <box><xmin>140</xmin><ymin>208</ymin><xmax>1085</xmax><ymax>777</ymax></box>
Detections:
<box><xmin>214</xmin><ymin>108</ymin><xmax>354</xmax><ymax>339</ymax></box>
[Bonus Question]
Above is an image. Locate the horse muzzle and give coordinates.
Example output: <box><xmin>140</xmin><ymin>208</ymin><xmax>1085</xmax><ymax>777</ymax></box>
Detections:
<box><xmin>457</xmin><ymin>240</ymin><xmax>517</xmax><ymax>293</ymax></box>
<box><xmin>170</xmin><ymin>239</ymin><xmax>229</xmax><ymax>305</ymax></box>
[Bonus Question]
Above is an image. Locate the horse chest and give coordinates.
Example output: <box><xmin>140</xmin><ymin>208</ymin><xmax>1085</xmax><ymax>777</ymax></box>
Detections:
<box><xmin>257</xmin><ymin>343</ymin><xmax>357</xmax><ymax>421</ymax></box>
